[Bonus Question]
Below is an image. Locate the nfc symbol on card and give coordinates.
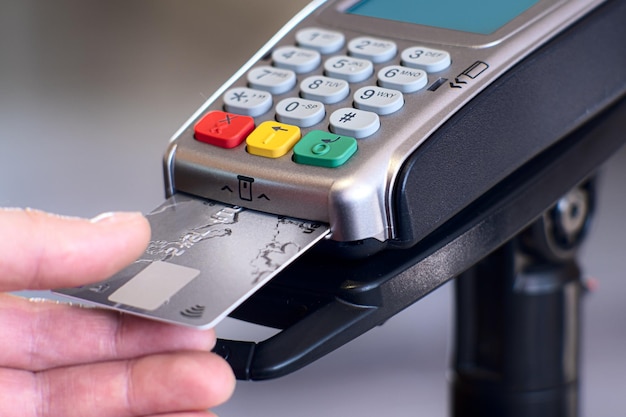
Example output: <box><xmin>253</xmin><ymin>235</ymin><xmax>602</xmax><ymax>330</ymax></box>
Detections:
<box><xmin>180</xmin><ymin>305</ymin><xmax>206</xmax><ymax>319</ymax></box>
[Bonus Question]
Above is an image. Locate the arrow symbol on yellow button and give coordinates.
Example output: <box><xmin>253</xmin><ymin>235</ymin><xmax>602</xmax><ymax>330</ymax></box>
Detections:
<box><xmin>263</xmin><ymin>126</ymin><xmax>290</xmax><ymax>144</ymax></box>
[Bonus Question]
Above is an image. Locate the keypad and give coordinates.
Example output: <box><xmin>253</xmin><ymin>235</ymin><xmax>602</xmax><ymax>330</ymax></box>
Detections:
<box><xmin>194</xmin><ymin>27</ymin><xmax>453</xmax><ymax>168</ymax></box>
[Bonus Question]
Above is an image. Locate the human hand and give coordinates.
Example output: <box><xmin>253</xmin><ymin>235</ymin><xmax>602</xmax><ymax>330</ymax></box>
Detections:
<box><xmin>0</xmin><ymin>209</ymin><xmax>235</xmax><ymax>417</ymax></box>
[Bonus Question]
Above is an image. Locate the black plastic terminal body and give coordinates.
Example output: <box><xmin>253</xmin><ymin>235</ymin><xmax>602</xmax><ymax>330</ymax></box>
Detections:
<box><xmin>213</xmin><ymin>0</ymin><xmax>626</xmax><ymax>381</ymax></box>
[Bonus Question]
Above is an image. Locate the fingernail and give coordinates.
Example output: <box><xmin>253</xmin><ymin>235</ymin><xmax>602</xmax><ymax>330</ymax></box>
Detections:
<box><xmin>90</xmin><ymin>211</ymin><xmax>145</xmax><ymax>224</ymax></box>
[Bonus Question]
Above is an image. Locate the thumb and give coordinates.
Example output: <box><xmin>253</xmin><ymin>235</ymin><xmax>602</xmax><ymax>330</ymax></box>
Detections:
<box><xmin>0</xmin><ymin>208</ymin><xmax>151</xmax><ymax>292</ymax></box>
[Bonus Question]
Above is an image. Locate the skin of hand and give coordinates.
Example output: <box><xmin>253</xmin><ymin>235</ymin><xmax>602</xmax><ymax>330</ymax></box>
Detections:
<box><xmin>0</xmin><ymin>208</ymin><xmax>236</xmax><ymax>417</ymax></box>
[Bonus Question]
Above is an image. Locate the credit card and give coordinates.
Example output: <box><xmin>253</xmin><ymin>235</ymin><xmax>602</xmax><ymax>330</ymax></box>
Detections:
<box><xmin>54</xmin><ymin>194</ymin><xmax>329</xmax><ymax>329</ymax></box>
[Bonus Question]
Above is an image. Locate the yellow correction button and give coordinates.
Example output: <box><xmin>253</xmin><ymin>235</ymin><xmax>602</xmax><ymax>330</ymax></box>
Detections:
<box><xmin>246</xmin><ymin>121</ymin><xmax>301</xmax><ymax>158</ymax></box>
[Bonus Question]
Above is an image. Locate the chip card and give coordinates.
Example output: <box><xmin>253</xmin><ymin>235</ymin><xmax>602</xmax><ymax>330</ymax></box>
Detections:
<box><xmin>54</xmin><ymin>194</ymin><xmax>329</xmax><ymax>329</ymax></box>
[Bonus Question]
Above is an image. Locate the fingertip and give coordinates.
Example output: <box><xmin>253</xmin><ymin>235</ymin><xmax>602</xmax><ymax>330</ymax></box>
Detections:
<box><xmin>191</xmin><ymin>352</ymin><xmax>237</xmax><ymax>409</ymax></box>
<box><xmin>91</xmin><ymin>210</ymin><xmax>152</xmax><ymax>261</ymax></box>
<box><xmin>0</xmin><ymin>208</ymin><xmax>152</xmax><ymax>291</ymax></box>
<box><xmin>90</xmin><ymin>210</ymin><xmax>147</xmax><ymax>228</ymax></box>
<box><xmin>90</xmin><ymin>211</ymin><xmax>151</xmax><ymax>242</ymax></box>
<box><xmin>130</xmin><ymin>352</ymin><xmax>237</xmax><ymax>414</ymax></box>
<box><xmin>174</xmin><ymin>352</ymin><xmax>237</xmax><ymax>407</ymax></box>
<box><xmin>209</xmin><ymin>352</ymin><xmax>237</xmax><ymax>405</ymax></box>
<box><xmin>58</xmin><ymin>210</ymin><xmax>152</xmax><ymax>287</ymax></box>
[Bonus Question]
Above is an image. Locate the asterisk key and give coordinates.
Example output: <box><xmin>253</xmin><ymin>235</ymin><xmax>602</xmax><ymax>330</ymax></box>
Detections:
<box><xmin>231</xmin><ymin>92</ymin><xmax>248</xmax><ymax>102</ymax></box>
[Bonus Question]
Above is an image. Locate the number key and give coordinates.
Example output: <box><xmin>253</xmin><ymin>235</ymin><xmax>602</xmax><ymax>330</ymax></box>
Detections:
<box><xmin>401</xmin><ymin>46</ymin><xmax>451</xmax><ymax>73</ymax></box>
<box><xmin>247</xmin><ymin>66</ymin><xmax>296</xmax><ymax>94</ymax></box>
<box><xmin>348</xmin><ymin>36</ymin><xmax>397</xmax><ymax>63</ymax></box>
<box><xmin>353</xmin><ymin>86</ymin><xmax>404</xmax><ymax>115</ymax></box>
<box><xmin>272</xmin><ymin>46</ymin><xmax>321</xmax><ymax>73</ymax></box>
<box><xmin>324</xmin><ymin>55</ymin><xmax>374</xmax><ymax>83</ymax></box>
<box><xmin>300</xmin><ymin>76</ymin><xmax>349</xmax><ymax>104</ymax></box>
<box><xmin>377</xmin><ymin>65</ymin><xmax>428</xmax><ymax>93</ymax></box>
<box><xmin>296</xmin><ymin>27</ymin><xmax>345</xmax><ymax>54</ymax></box>
<box><xmin>275</xmin><ymin>97</ymin><xmax>325</xmax><ymax>127</ymax></box>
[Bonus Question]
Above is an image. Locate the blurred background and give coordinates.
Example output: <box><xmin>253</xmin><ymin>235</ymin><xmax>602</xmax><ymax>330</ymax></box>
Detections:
<box><xmin>1</xmin><ymin>1</ymin><xmax>624</xmax><ymax>415</ymax></box>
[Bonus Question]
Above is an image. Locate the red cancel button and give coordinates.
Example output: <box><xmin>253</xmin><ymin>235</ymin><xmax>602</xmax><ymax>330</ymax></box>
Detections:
<box><xmin>194</xmin><ymin>110</ymin><xmax>255</xmax><ymax>149</ymax></box>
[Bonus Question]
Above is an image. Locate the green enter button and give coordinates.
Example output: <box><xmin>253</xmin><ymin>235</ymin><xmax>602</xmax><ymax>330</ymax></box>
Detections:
<box><xmin>293</xmin><ymin>130</ymin><xmax>357</xmax><ymax>168</ymax></box>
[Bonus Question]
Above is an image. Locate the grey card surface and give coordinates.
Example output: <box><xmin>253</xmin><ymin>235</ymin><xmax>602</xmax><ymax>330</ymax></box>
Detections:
<box><xmin>54</xmin><ymin>194</ymin><xmax>329</xmax><ymax>328</ymax></box>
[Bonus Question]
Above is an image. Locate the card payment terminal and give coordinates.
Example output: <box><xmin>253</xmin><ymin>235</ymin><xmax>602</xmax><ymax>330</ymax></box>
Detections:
<box><xmin>56</xmin><ymin>0</ymin><xmax>626</xmax><ymax>381</ymax></box>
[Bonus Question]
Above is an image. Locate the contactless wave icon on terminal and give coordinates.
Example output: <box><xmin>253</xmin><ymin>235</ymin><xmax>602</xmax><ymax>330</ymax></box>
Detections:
<box><xmin>180</xmin><ymin>305</ymin><xmax>206</xmax><ymax>319</ymax></box>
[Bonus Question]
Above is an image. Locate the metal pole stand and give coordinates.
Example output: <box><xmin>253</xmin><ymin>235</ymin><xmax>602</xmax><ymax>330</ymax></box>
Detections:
<box><xmin>451</xmin><ymin>182</ymin><xmax>594</xmax><ymax>417</ymax></box>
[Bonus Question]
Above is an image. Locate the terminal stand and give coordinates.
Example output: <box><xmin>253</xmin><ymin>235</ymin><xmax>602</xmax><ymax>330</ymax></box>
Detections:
<box><xmin>451</xmin><ymin>179</ymin><xmax>594</xmax><ymax>417</ymax></box>
<box><xmin>451</xmin><ymin>236</ymin><xmax>585</xmax><ymax>416</ymax></box>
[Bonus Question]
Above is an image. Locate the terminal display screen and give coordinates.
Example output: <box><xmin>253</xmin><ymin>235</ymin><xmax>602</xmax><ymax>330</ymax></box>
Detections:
<box><xmin>346</xmin><ymin>0</ymin><xmax>541</xmax><ymax>34</ymax></box>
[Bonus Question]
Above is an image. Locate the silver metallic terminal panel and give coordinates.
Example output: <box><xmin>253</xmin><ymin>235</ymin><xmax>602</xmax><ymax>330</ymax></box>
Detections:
<box><xmin>166</xmin><ymin>0</ymin><xmax>604</xmax><ymax>244</ymax></box>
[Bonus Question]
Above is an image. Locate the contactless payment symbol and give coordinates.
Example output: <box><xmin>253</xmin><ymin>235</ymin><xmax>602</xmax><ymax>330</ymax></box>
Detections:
<box><xmin>194</xmin><ymin>110</ymin><xmax>255</xmax><ymax>149</ymax></box>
